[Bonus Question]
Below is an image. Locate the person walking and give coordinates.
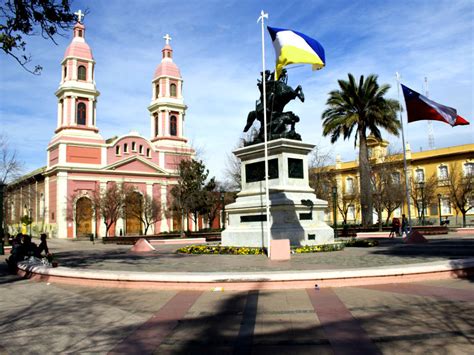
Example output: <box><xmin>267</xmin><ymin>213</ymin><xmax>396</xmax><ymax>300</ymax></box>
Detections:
<box><xmin>389</xmin><ymin>217</ymin><xmax>400</xmax><ymax>238</ymax></box>
<box><xmin>401</xmin><ymin>214</ymin><xmax>409</xmax><ymax>237</ymax></box>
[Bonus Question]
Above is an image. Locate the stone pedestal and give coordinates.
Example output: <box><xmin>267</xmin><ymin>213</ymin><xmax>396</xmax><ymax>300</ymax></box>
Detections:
<box><xmin>221</xmin><ymin>138</ymin><xmax>334</xmax><ymax>247</ymax></box>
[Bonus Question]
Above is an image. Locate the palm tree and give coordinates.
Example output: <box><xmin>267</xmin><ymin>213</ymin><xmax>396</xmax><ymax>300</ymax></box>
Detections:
<box><xmin>322</xmin><ymin>74</ymin><xmax>400</xmax><ymax>227</ymax></box>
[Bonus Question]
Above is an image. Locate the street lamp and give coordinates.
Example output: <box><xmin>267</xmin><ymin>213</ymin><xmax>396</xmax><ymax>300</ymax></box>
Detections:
<box><xmin>332</xmin><ymin>186</ymin><xmax>337</xmax><ymax>238</ymax></box>
<box><xmin>437</xmin><ymin>193</ymin><xmax>442</xmax><ymax>225</ymax></box>
<box><xmin>418</xmin><ymin>181</ymin><xmax>425</xmax><ymax>226</ymax></box>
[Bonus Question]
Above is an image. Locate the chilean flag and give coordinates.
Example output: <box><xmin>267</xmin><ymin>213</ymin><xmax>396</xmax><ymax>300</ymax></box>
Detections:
<box><xmin>401</xmin><ymin>84</ymin><xmax>469</xmax><ymax>126</ymax></box>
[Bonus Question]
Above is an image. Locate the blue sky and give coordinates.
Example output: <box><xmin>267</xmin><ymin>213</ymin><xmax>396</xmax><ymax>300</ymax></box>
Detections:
<box><xmin>1</xmin><ymin>0</ymin><xmax>473</xmax><ymax>182</ymax></box>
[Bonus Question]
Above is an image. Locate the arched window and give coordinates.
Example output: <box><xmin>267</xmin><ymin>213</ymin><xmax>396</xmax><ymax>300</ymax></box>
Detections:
<box><xmin>63</xmin><ymin>66</ymin><xmax>67</xmax><ymax>80</ymax></box>
<box><xmin>170</xmin><ymin>83</ymin><xmax>177</xmax><ymax>97</ymax></box>
<box><xmin>115</xmin><ymin>146</ymin><xmax>120</xmax><ymax>155</ymax></box>
<box><xmin>415</xmin><ymin>168</ymin><xmax>424</xmax><ymax>182</ymax></box>
<box><xmin>170</xmin><ymin>116</ymin><xmax>177</xmax><ymax>136</ymax></box>
<box><xmin>154</xmin><ymin>113</ymin><xmax>159</xmax><ymax>136</ymax></box>
<box><xmin>77</xmin><ymin>102</ymin><xmax>86</xmax><ymax>125</ymax></box>
<box><xmin>438</xmin><ymin>165</ymin><xmax>448</xmax><ymax>180</ymax></box>
<box><xmin>155</xmin><ymin>83</ymin><xmax>160</xmax><ymax>99</ymax></box>
<box><xmin>78</xmin><ymin>65</ymin><xmax>86</xmax><ymax>80</ymax></box>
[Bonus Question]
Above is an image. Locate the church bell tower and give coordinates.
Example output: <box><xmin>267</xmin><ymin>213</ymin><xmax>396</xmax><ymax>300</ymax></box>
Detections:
<box><xmin>54</xmin><ymin>10</ymin><xmax>100</xmax><ymax>137</ymax></box>
<box><xmin>148</xmin><ymin>34</ymin><xmax>188</xmax><ymax>147</ymax></box>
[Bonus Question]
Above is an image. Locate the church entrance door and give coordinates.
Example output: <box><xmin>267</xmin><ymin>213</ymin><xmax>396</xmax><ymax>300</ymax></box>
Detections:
<box><xmin>76</xmin><ymin>197</ymin><xmax>93</xmax><ymax>237</ymax></box>
<box><xmin>125</xmin><ymin>192</ymin><xmax>142</xmax><ymax>235</ymax></box>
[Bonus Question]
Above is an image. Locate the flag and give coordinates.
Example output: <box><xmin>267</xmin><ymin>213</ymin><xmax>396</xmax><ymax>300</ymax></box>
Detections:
<box><xmin>267</xmin><ymin>26</ymin><xmax>325</xmax><ymax>80</ymax></box>
<box><xmin>401</xmin><ymin>84</ymin><xmax>469</xmax><ymax>126</ymax></box>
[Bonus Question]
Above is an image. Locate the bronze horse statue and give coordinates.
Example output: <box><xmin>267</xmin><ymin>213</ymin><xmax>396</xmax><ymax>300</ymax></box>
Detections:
<box><xmin>243</xmin><ymin>69</ymin><xmax>304</xmax><ymax>144</ymax></box>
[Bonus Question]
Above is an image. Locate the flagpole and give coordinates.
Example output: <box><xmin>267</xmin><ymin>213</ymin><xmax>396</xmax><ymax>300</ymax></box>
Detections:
<box><xmin>258</xmin><ymin>10</ymin><xmax>271</xmax><ymax>258</ymax></box>
<box><xmin>396</xmin><ymin>72</ymin><xmax>413</xmax><ymax>233</ymax></box>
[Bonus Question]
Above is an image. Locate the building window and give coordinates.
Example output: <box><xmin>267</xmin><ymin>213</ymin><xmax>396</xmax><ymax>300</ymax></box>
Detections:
<box><xmin>154</xmin><ymin>114</ymin><xmax>159</xmax><ymax>136</ymax></box>
<box><xmin>170</xmin><ymin>115</ymin><xmax>177</xmax><ymax>136</ymax></box>
<box><xmin>465</xmin><ymin>163</ymin><xmax>474</xmax><ymax>176</ymax></box>
<box><xmin>170</xmin><ymin>83</ymin><xmax>177</xmax><ymax>97</ymax></box>
<box><xmin>78</xmin><ymin>65</ymin><xmax>86</xmax><ymax>80</ymax></box>
<box><xmin>391</xmin><ymin>172</ymin><xmax>401</xmax><ymax>184</ymax></box>
<box><xmin>345</xmin><ymin>177</ymin><xmax>354</xmax><ymax>194</ymax></box>
<box><xmin>347</xmin><ymin>205</ymin><xmax>355</xmax><ymax>220</ymax></box>
<box><xmin>139</xmin><ymin>145</ymin><xmax>143</xmax><ymax>154</ymax></box>
<box><xmin>441</xmin><ymin>198</ymin><xmax>451</xmax><ymax>215</ymax></box>
<box><xmin>438</xmin><ymin>165</ymin><xmax>448</xmax><ymax>180</ymax></box>
<box><xmin>132</xmin><ymin>142</ymin><xmax>136</xmax><ymax>151</ymax></box>
<box><xmin>77</xmin><ymin>102</ymin><xmax>86</xmax><ymax>125</ymax></box>
<box><xmin>146</xmin><ymin>148</ymin><xmax>151</xmax><ymax>157</ymax></box>
<box><xmin>115</xmin><ymin>146</ymin><xmax>120</xmax><ymax>155</ymax></box>
<box><xmin>155</xmin><ymin>83</ymin><xmax>160</xmax><ymax>99</ymax></box>
<box><xmin>63</xmin><ymin>66</ymin><xmax>67</xmax><ymax>80</ymax></box>
<box><xmin>415</xmin><ymin>168</ymin><xmax>424</xmax><ymax>182</ymax></box>
<box><xmin>124</xmin><ymin>143</ymin><xmax>128</xmax><ymax>153</ymax></box>
<box><xmin>78</xmin><ymin>29</ymin><xmax>83</xmax><ymax>37</ymax></box>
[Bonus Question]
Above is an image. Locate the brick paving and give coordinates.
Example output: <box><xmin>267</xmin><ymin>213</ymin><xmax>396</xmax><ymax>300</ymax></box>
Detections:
<box><xmin>0</xmin><ymin>233</ymin><xmax>473</xmax><ymax>354</ymax></box>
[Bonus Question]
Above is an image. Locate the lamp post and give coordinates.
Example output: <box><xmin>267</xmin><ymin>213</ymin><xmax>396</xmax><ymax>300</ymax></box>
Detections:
<box><xmin>437</xmin><ymin>193</ymin><xmax>442</xmax><ymax>225</ymax></box>
<box><xmin>418</xmin><ymin>181</ymin><xmax>425</xmax><ymax>226</ymax></box>
<box><xmin>332</xmin><ymin>186</ymin><xmax>337</xmax><ymax>238</ymax></box>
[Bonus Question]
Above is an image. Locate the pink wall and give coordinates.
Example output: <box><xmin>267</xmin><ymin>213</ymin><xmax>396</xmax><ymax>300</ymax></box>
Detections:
<box><xmin>66</xmin><ymin>146</ymin><xmax>101</xmax><ymax>164</ymax></box>
<box><xmin>49</xmin><ymin>178</ymin><xmax>57</xmax><ymax>223</ymax></box>
<box><xmin>107</xmin><ymin>136</ymin><xmax>157</xmax><ymax>165</ymax></box>
<box><xmin>49</xmin><ymin>147</ymin><xmax>59</xmax><ymax>166</ymax></box>
<box><xmin>115</xmin><ymin>160</ymin><xmax>157</xmax><ymax>173</ymax></box>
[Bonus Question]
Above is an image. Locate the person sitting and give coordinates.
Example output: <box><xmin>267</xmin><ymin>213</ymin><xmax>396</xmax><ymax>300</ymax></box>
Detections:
<box><xmin>35</xmin><ymin>234</ymin><xmax>50</xmax><ymax>258</ymax></box>
<box><xmin>389</xmin><ymin>217</ymin><xmax>400</xmax><ymax>238</ymax></box>
<box><xmin>22</xmin><ymin>235</ymin><xmax>38</xmax><ymax>258</ymax></box>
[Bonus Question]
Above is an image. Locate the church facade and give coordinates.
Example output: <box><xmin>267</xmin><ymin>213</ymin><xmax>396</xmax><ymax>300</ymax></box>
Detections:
<box><xmin>5</xmin><ymin>18</ymin><xmax>196</xmax><ymax>239</ymax></box>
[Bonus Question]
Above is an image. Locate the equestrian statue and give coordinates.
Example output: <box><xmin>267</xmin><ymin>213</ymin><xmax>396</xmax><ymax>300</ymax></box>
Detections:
<box><xmin>243</xmin><ymin>69</ymin><xmax>304</xmax><ymax>145</ymax></box>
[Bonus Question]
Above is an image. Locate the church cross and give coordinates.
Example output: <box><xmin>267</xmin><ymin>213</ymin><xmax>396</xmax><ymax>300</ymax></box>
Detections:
<box><xmin>163</xmin><ymin>34</ymin><xmax>172</xmax><ymax>45</ymax></box>
<box><xmin>74</xmin><ymin>10</ymin><xmax>84</xmax><ymax>23</ymax></box>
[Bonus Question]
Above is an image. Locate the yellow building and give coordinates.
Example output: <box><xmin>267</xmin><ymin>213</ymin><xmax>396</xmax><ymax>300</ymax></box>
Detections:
<box><xmin>315</xmin><ymin>138</ymin><xmax>474</xmax><ymax>227</ymax></box>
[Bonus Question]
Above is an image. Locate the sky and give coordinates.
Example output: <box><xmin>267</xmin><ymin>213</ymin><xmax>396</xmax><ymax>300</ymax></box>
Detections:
<box><xmin>1</xmin><ymin>0</ymin><xmax>473</xmax><ymax>182</ymax></box>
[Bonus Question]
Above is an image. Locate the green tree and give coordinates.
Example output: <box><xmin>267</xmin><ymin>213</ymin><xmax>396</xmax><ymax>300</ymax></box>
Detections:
<box><xmin>1</xmin><ymin>0</ymin><xmax>76</xmax><ymax>74</ymax></box>
<box><xmin>322</xmin><ymin>73</ymin><xmax>400</xmax><ymax>227</ymax></box>
<box><xmin>446</xmin><ymin>162</ymin><xmax>473</xmax><ymax>227</ymax></box>
<box><xmin>170</xmin><ymin>159</ymin><xmax>214</xmax><ymax>234</ymax></box>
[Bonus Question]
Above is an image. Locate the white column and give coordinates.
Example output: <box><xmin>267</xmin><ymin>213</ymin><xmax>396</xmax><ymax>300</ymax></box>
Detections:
<box><xmin>159</xmin><ymin>111</ymin><xmax>164</xmax><ymax>137</ymax></box>
<box><xmin>165</xmin><ymin>110</ymin><xmax>170</xmax><ymax>136</ymax></box>
<box><xmin>87</xmin><ymin>62</ymin><xmax>93</xmax><ymax>82</ymax></box>
<box><xmin>62</xmin><ymin>98</ymin><xmax>67</xmax><ymax>126</ymax></box>
<box><xmin>72</xmin><ymin>59</ymin><xmax>77</xmax><ymax>80</ymax></box>
<box><xmin>70</xmin><ymin>96</ymin><xmax>76</xmax><ymax>125</ymax></box>
<box><xmin>93</xmin><ymin>100</ymin><xmax>97</xmax><ymax>126</ymax></box>
<box><xmin>150</xmin><ymin>113</ymin><xmax>154</xmax><ymax>139</ymax></box>
<box><xmin>88</xmin><ymin>98</ymin><xmax>93</xmax><ymax>126</ymax></box>
<box><xmin>166</xmin><ymin>78</ymin><xmax>170</xmax><ymax>96</ymax></box>
<box><xmin>57</xmin><ymin>100</ymin><xmax>62</xmax><ymax>128</ymax></box>
<box><xmin>152</xmin><ymin>83</ymin><xmax>156</xmax><ymax>100</ymax></box>
<box><xmin>56</xmin><ymin>171</ymin><xmax>68</xmax><ymax>239</ymax></box>
<box><xmin>178</xmin><ymin>112</ymin><xmax>183</xmax><ymax>137</ymax></box>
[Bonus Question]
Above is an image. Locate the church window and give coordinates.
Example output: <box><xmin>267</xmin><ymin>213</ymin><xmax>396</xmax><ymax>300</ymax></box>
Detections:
<box><xmin>139</xmin><ymin>145</ymin><xmax>143</xmax><ymax>154</ymax></box>
<box><xmin>63</xmin><ymin>66</ymin><xmax>67</xmax><ymax>80</ymax></box>
<box><xmin>77</xmin><ymin>102</ymin><xmax>86</xmax><ymax>125</ymax></box>
<box><xmin>124</xmin><ymin>143</ymin><xmax>128</xmax><ymax>153</ymax></box>
<box><xmin>78</xmin><ymin>65</ymin><xmax>86</xmax><ymax>80</ymax></box>
<box><xmin>78</xmin><ymin>29</ymin><xmax>83</xmax><ymax>37</ymax></box>
<box><xmin>170</xmin><ymin>116</ymin><xmax>177</xmax><ymax>136</ymax></box>
<box><xmin>154</xmin><ymin>114</ymin><xmax>159</xmax><ymax>136</ymax></box>
<box><xmin>170</xmin><ymin>83</ymin><xmax>177</xmax><ymax>97</ymax></box>
<box><xmin>132</xmin><ymin>142</ymin><xmax>136</xmax><ymax>151</ymax></box>
<box><xmin>146</xmin><ymin>148</ymin><xmax>151</xmax><ymax>157</ymax></box>
<box><xmin>115</xmin><ymin>146</ymin><xmax>120</xmax><ymax>155</ymax></box>
<box><xmin>155</xmin><ymin>84</ymin><xmax>160</xmax><ymax>98</ymax></box>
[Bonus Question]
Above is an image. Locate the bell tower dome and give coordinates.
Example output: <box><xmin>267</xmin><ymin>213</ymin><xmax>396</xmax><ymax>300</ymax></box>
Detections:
<box><xmin>54</xmin><ymin>10</ymin><xmax>100</xmax><ymax>137</ymax></box>
<box><xmin>148</xmin><ymin>34</ymin><xmax>188</xmax><ymax>147</ymax></box>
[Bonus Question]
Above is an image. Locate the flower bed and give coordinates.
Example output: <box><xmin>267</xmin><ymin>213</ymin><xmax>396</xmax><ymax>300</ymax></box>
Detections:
<box><xmin>292</xmin><ymin>242</ymin><xmax>345</xmax><ymax>253</ymax></box>
<box><xmin>344</xmin><ymin>238</ymin><xmax>379</xmax><ymax>247</ymax></box>
<box><xmin>177</xmin><ymin>245</ymin><xmax>265</xmax><ymax>255</ymax></box>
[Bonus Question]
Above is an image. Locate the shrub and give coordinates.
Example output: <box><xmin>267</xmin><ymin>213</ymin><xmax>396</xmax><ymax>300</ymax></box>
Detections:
<box><xmin>292</xmin><ymin>243</ymin><xmax>345</xmax><ymax>253</ymax></box>
<box><xmin>177</xmin><ymin>245</ymin><xmax>265</xmax><ymax>255</ymax></box>
<box><xmin>343</xmin><ymin>238</ymin><xmax>379</xmax><ymax>247</ymax></box>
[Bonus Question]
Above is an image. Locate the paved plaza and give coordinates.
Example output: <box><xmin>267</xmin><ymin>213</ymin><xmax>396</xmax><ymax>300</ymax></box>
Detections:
<box><xmin>0</xmin><ymin>234</ymin><xmax>473</xmax><ymax>354</ymax></box>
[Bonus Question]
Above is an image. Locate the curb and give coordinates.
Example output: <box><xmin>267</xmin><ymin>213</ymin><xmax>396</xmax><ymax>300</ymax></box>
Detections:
<box><xmin>17</xmin><ymin>258</ymin><xmax>474</xmax><ymax>290</ymax></box>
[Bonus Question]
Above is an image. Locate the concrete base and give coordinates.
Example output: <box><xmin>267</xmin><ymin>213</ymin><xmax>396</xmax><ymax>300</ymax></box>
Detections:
<box><xmin>222</xmin><ymin>139</ymin><xmax>334</xmax><ymax>247</ymax></box>
<box><xmin>130</xmin><ymin>238</ymin><xmax>156</xmax><ymax>252</ymax></box>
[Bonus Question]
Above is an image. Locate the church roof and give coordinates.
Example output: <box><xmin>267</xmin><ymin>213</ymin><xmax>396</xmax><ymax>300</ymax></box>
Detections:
<box><xmin>64</xmin><ymin>22</ymin><xmax>93</xmax><ymax>60</ymax></box>
<box><xmin>153</xmin><ymin>42</ymin><xmax>181</xmax><ymax>79</ymax></box>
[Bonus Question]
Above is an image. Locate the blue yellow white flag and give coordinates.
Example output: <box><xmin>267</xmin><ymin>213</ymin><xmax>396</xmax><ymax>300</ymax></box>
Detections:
<box><xmin>267</xmin><ymin>26</ymin><xmax>325</xmax><ymax>79</ymax></box>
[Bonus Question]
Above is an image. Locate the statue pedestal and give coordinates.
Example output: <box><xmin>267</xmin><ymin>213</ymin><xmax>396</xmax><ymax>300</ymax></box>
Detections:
<box><xmin>222</xmin><ymin>138</ymin><xmax>334</xmax><ymax>247</ymax></box>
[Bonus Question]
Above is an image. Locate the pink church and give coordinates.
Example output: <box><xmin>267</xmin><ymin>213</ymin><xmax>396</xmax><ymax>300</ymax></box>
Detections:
<box><xmin>5</xmin><ymin>18</ymin><xmax>196</xmax><ymax>239</ymax></box>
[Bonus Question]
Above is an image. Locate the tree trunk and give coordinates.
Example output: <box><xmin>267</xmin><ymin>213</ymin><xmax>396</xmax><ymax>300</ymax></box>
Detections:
<box><xmin>462</xmin><ymin>212</ymin><xmax>466</xmax><ymax>227</ymax></box>
<box><xmin>358</xmin><ymin>130</ymin><xmax>373</xmax><ymax>227</ymax></box>
<box><xmin>378</xmin><ymin>210</ymin><xmax>383</xmax><ymax>231</ymax></box>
